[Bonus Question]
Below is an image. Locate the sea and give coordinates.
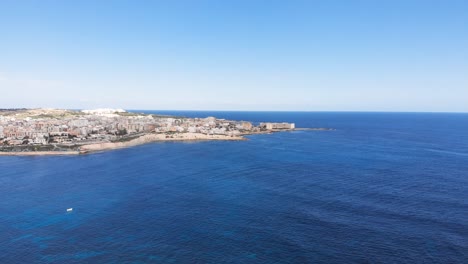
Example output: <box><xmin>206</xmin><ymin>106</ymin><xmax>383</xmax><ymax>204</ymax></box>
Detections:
<box><xmin>1</xmin><ymin>111</ymin><xmax>467</xmax><ymax>263</ymax></box>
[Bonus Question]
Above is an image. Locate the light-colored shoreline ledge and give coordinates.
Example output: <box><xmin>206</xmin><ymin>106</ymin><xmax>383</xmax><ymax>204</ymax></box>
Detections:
<box><xmin>80</xmin><ymin>133</ymin><xmax>246</xmax><ymax>153</ymax></box>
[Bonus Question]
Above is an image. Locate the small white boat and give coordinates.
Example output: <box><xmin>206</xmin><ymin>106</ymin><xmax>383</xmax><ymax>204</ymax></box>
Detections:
<box><xmin>66</xmin><ymin>208</ymin><xmax>73</xmax><ymax>212</ymax></box>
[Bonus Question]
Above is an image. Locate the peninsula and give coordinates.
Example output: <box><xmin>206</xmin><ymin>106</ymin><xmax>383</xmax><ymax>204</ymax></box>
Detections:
<box><xmin>0</xmin><ymin>108</ymin><xmax>298</xmax><ymax>155</ymax></box>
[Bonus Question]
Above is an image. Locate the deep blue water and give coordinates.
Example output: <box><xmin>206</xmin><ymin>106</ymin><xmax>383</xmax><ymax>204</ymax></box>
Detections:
<box><xmin>1</xmin><ymin>112</ymin><xmax>468</xmax><ymax>263</ymax></box>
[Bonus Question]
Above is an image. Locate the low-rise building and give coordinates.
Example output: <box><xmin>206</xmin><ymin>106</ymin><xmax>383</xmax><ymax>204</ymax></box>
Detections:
<box><xmin>260</xmin><ymin>122</ymin><xmax>295</xmax><ymax>130</ymax></box>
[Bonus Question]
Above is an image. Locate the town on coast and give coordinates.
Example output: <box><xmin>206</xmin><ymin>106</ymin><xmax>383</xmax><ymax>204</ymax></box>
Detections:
<box><xmin>0</xmin><ymin>108</ymin><xmax>298</xmax><ymax>155</ymax></box>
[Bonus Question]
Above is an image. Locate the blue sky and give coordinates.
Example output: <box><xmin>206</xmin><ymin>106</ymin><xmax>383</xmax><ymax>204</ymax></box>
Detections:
<box><xmin>1</xmin><ymin>0</ymin><xmax>467</xmax><ymax>111</ymax></box>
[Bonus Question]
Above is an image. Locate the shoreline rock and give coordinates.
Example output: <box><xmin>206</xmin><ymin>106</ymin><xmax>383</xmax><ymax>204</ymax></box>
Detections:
<box><xmin>80</xmin><ymin>132</ymin><xmax>246</xmax><ymax>153</ymax></box>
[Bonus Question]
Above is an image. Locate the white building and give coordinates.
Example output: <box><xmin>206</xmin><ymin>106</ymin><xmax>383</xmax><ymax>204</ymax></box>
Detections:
<box><xmin>261</xmin><ymin>122</ymin><xmax>295</xmax><ymax>130</ymax></box>
<box><xmin>69</xmin><ymin>118</ymin><xmax>89</xmax><ymax>127</ymax></box>
<box><xmin>31</xmin><ymin>133</ymin><xmax>47</xmax><ymax>144</ymax></box>
<box><xmin>81</xmin><ymin>108</ymin><xmax>126</xmax><ymax>115</ymax></box>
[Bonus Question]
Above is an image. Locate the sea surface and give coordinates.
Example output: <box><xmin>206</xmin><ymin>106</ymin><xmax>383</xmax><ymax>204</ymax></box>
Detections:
<box><xmin>1</xmin><ymin>112</ymin><xmax>467</xmax><ymax>263</ymax></box>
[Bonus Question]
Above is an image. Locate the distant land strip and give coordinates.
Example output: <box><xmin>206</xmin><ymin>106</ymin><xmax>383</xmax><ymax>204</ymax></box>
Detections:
<box><xmin>0</xmin><ymin>108</ymin><xmax>337</xmax><ymax>156</ymax></box>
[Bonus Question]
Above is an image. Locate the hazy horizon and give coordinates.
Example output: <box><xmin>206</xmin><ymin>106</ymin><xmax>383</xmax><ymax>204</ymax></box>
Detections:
<box><xmin>1</xmin><ymin>1</ymin><xmax>467</xmax><ymax>112</ymax></box>
<box><xmin>3</xmin><ymin>107</ymin><xmax>468</xmax><ymax>114</ymax></box>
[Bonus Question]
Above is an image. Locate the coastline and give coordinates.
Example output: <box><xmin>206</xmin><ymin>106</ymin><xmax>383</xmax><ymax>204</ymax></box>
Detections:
<box><xmin>0</xmin><ymin>132</ymin><xmax>247</xmax><ymax>156</ymax></box>
<box><xmin>0</xmin><ymin>151</ymin><xmax>80</xmax><ymax>156</ymax></box>
<box><xmin>0</xmin><ymin>128</ymin><xmax>325</xmax><ymax>156</ymax></box>
<box><xmin>1</xmin><ymin>108</ymin><xmax>302</xmax><ymax>156</ymax></box>
<box><xmin>80</xmin><ymin>132</ymin><xmax>246</xmax><ymax>153</ymax></box>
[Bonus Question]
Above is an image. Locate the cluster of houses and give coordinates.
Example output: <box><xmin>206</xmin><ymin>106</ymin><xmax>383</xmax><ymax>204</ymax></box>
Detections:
<box><xmin>0</xmin><ymin>109</ymin><xmax>295</xmax><ymax>147</ymax></box>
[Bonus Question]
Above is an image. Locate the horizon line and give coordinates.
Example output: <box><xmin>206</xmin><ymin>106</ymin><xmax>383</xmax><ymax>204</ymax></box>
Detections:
<box><xmin>2</xmin><ymin>108</ymin><xmax>467</xmax><ymax>114</ymax></box>
<box><xmin>94</xmin><ymin>108</ymin><xmax>468</xmax><ymax>114</ymax></box>
<box><xmin>128</xmin><ymin>109</ymin><xmax>468</xmax><ymax>114</ymax></box>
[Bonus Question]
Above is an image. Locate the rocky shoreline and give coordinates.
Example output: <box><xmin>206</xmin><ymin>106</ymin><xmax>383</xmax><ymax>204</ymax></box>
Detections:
<box><xmin>79</xmin><ymin>132</ymin><xmax>246</xmax><ymax>153</ymax></box>
<box><xmin>0</xmin><ymin>151</ymin><xmax>80</xmax><ymax>156</ymax></box>
<box><xmin>0</xmin><ymin>132</ymin><xmax>247</xmax><ymax>156</ymax></box>
<box><xmin>0</xmin><ymin>128</ymin><xmax>334</xmax><ymax>156</ymax></box>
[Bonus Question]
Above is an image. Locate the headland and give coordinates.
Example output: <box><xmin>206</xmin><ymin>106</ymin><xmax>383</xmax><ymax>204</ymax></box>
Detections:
<box><xmin>0</xmin><ymin>108</ymin><xmax>304</xmax><ymax>155</ymax></box>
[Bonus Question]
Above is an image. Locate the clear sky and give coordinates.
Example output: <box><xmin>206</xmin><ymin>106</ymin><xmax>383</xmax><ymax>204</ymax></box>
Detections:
<box><xmin>1</xmin><ymin>0</ymin><xmax>467</xmax><ymax>111</ymax></box>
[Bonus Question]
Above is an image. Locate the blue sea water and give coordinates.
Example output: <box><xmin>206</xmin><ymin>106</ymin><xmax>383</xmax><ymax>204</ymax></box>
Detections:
<box><xmin>1</xmin><ymin>112</ymin><xmax>468</xmax><ymax>263</ymax></box>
